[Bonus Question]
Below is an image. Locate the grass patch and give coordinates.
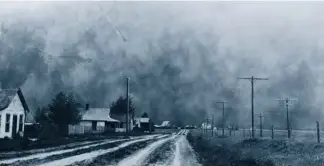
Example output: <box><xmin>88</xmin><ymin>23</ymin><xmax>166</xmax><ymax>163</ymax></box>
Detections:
<box><xmin>187</xmin><ymin>133</ymin><xmax>275</xmax><ymax>166</ymax></box>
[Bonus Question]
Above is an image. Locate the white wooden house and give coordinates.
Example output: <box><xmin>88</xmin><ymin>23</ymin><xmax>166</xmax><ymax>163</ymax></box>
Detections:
<box><xmin>0</xmin><ymin>88</ymin><xmax>29</xmax><ymax>139</ymax></box>
<box><xmin>68</xmin><ymin>104</ymin><xmax>120</xmax><ymax>135</ymax></box>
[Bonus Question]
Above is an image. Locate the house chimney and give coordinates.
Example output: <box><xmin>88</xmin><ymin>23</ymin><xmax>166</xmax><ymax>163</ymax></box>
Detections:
<box><xmin>85</xmin><ymin>104</ymin><xmax>89</xmax><ymax>110</ymax></box>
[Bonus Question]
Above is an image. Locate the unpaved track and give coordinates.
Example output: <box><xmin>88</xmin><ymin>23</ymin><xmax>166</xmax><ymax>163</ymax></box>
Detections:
<box><xmin>115</xmin><ymin>130</ymin><xmax>201</xmax><ymax>166</ymax></box>
<box><xmin>116</xmin><ymin>134</ymin><xmax>178</xmax><ymax>166</ymax></box>
<box><xmin>0</xmin><ymin>140</ymin><xmax>102</xmax><ymax>159</ymax></box>
<box><xmin>0</xmin><ymin>130</ymin><xmax>201</xmax><ymax>166</ymax></box>
<box><xmin>0</xmin><ymin>134</ymin><xmax>162</xmax><ymax>166</ymax></box>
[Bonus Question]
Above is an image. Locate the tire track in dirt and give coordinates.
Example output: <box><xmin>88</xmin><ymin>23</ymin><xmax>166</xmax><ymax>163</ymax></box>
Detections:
<box><xmin>0</xmin><ymin>140</ymin><xmax>104</xmax><ymax>160</ymax></box>
<box><xmin>0</xmin><ymin>135</ymin><xmax>162</xmax><ymax>166</ymax></box>
<box><xmin>69</xmin><ymin>138</ymin><xmax>162</xmax><ymax>166</ymax></box>
<box><xmin>38</xmin><ymin>135</ymin><xmax>167</xmax><ymax>166</ymax></box>
<box><xmin>116</xmin><ymin>134</ymin><xmax>177</xmax><ymax>166</ymax></box>
<box><xmin>142</xmin><ymin>137</ymin><xmax>176</xmax><ymax>166</ymax></box>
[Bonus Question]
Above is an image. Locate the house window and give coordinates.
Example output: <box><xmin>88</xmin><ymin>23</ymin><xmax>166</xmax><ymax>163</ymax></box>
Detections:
<box><xmin>5</xmin><ymin>114</ymin><xmax>10</xmax><ymax>132</ymax></box>
<box><xmin>19</xmin><ymin>115</ymin><xmax>23</xmax><ymax>132</ymax></box>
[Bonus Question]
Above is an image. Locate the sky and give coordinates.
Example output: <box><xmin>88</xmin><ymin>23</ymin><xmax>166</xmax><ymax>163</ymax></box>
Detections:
<box><xmin>0</xmin><ymin>1</ymin><xmax>324</xmax><ymax>127</ymax></box>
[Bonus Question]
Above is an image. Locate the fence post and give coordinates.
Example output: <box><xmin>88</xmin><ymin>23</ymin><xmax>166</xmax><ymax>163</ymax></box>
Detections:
<box><xmin>317</xmin><ymin>121</ymin><xmax>320</xmax><ymax>143</ymax></box>
<box><xmin>243</xmin><ymin>128</ymin><xmax>246</xmax><ymax>138</ymax></box>
<box><xmin>271</xmin><ymin>125</ymin><xmax>274</xmax><ymax>140</ymax></box>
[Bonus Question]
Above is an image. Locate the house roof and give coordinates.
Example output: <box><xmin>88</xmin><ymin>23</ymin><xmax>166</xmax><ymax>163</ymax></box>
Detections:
<box><xmin>0</xmin><ymin>88</ymin><xmax>29</xmax><ymax>112</ymax></box>
<box><xmin>110</xmin><ymin>114</ymin><xmax>127</xmax><ymax>123</ymax></box>
<box><xmin>161</xmin><ymin>121</ymin><xmax>170</xmax><ymax>126</ymax></box>
<box><xmin>141</xmin><ymin>112</ymin><xmax>149</xmax><ymax>118</ymax></box>
<box><xmin>81</xmin><ymin>108</ymin><xmax>119</xmax><ymax>122</ymax></box>
<box><xmin>135</xmin><ymin>117</ymin><xmax>149</xmax><ymax>123</ymax></box>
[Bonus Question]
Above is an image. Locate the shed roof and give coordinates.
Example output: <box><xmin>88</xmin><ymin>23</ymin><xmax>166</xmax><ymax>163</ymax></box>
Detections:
<box><xmin>81</xmin><ymin>108</ymin><xmax>119</xmax><ymax>122</ymax></box>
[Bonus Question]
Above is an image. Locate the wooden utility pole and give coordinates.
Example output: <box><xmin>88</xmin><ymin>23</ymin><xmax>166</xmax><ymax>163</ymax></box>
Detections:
<box><xmin>211</xmin><ymin>115</ymin><xmax>214</xmax><ymax>137</ymax></box>
<box><xmin>238</xmin><ymin>76</ymin><xmax>268</xmax><ymax>139</ymax></box>
<box><xmin>276</xmin><ymin>98</ymin><xmax>297</xmax><ymax>139</ymax></box>
<box><xmin>256</xmin><ymin>113</ymin><xmax>264</xmax><ymax>138</ymax></box>
<box><xmin>126</xmin><ymin>77</ymin><xmax>130</xmax><ymax>134</ymax></box>
<box><xmin>215</xmin><ymin>101</ymin><xmax>228</xmax><ymax>137</ymax></box>
<box><xmin>271</xmin><ymin>125</ymin><xmax>274</xmax><ymax>140</ymax></box>
<box><xmin>243</xmin><ymin>128</ymin><xmax>246</xmax><ymax>138</ymax></box>
<box><xmin>206</xmin><ymin>117</ymin><xmax>209</xmax><ymax>136</ymax></box>
<box><xmin>317</xmin><ymin>121</ymin><xmax>320</xmax><ymax>143</ymax></box>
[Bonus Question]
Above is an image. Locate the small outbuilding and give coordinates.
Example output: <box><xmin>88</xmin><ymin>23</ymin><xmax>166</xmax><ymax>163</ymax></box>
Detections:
<box><xmin>134</xmin><ymin>112</ymin><xmax>151</xmax><ymax>132</ymax></box>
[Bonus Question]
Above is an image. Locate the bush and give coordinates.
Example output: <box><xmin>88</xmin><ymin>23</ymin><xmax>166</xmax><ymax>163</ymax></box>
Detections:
<box><xmin>20</xmin><ymin>137</ymin><xmax>31</xmax><ymax>150</ymax></box>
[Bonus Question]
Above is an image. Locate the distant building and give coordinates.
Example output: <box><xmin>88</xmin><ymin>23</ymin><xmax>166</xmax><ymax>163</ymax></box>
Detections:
<box><xmin>110</xmin><ymin>113</ymin><xmax>135</xmax><ymax>132</ymax></box>
<box><xmin>0</xmin><ymin>88</ymin><xmax>30</xmax><ymax>139</ymax></box>
<box><xmin>161</xmin><ymin>121</ymin><xmax>171</xmax><ymax>127</ymax></box>
<box><xmin>68</xmin><ymin>104</ymin><xmax>120</xmax><ymax>135</ymax></box>
<box><xmin>201</xmin><ymin>122</ymin><xmax>212</xmax><ymax>130</ymax></box>
<box><xmin>134</xmin><ymin>112</ymin><xmax>151</xmax><ymax>132</ymax></box>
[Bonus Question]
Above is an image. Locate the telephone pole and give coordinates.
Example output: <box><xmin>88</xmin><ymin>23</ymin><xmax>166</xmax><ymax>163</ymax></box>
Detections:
<box><xmin>206</xmin><ymin>117</ymin><xmax>209</xmax><ymax>135</ymax></box>
<box><xmin>255</xmin><ymin>113</ymin><xmax>264</xmax><ymax>138</ymax></box>
<box><xmin>211</xmin><ymin>114</ymin><xmax>214</xmax><ymax>137</ymax></box>
<box><xmin>215</xmin><ymin>101</ymin><xmax>228</xmax><ymax>136</ymax></box>
<box><xmin>238</xmin><ymin>76</ymin><xmax>268</xmax><ymax>139</ymax></box>
<box><xmin>276</xmin><ymin>98</ymin><xmax>298</xmax><ymax>139</ymax></box>
<box><xmin>126</xmin><ymin>77</ymin><xmax>130</xmax><ymax>134</ymax></box>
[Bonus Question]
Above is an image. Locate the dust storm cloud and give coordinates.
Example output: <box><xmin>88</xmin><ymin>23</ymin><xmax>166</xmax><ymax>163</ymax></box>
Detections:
<box><xmin>0</xmin><ymin>2</ymin><xmax>323</xmax><ymax>127</ymax></box>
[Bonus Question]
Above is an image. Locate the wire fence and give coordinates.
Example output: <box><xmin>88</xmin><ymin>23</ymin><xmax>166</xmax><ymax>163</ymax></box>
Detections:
<box><xmin>199</xmin><ymin>124</ymin><xmax>323</xmax><ymax>143</ymax></box>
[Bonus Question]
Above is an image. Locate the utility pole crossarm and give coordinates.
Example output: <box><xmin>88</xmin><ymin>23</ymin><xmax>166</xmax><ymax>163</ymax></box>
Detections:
<box><xmin>254</xmin><ymin>78</ymin><xmax>269</xmax><ymax>80</ymax></box>
<box><xmin>237</xmin><ymin>77</ymin><xmax>251</xmax><ymax>80</ymax></box>
<box><xmin>215</xmin><ymin>101</ymin><xmax>228</xmax><ymax>104</ymax></box>
<box><xmin>276</xmin><ymin>98</ymin><xmax>298</xmax><ymax>101</ymax></box>
<box><xmin>237</xmin><ymin>77</ymin><xmax>269</xmax><ymax>80</ymax></box>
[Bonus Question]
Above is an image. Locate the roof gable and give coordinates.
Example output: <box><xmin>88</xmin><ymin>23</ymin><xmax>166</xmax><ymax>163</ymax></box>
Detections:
<box><xmin>0</xmin><ymin>89</ymin><xmax>16</xmax><ymax>111</ymax></box>
<box><xmin>0</xmin><ymin>88</ymin><xmax>30</xmax><ymax>112</ymax></box>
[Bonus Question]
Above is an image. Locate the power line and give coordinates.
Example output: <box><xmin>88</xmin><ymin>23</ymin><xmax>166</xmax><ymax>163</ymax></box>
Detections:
<box><xmin>215</xmin><ymin>101</ymin><xmax>228</xmax><ymax>136</ymax></box>
<box><xmin>99</xmin><ymin>3</ymin><xmax>128</xmax><ymax>43</ymax></box>
<box><xmin>276</xmin><ymin>97</ymin><xmax>298</xmax><ymax>139</ymax></box>
<box><xmin>237</xmin><ymin>76</ymin><xmax>268</xmax><ymax>139</ymax></box>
